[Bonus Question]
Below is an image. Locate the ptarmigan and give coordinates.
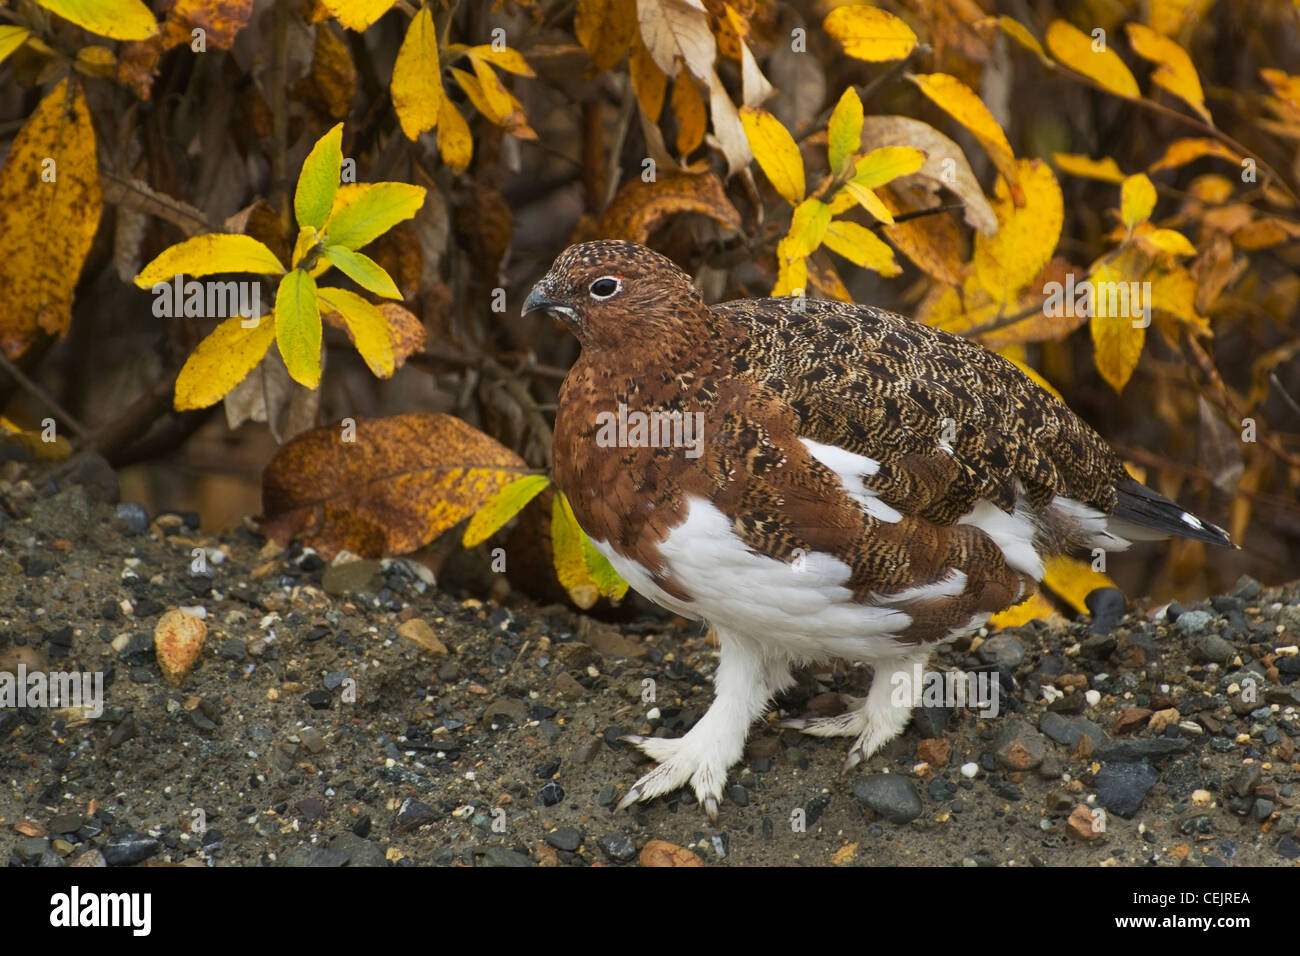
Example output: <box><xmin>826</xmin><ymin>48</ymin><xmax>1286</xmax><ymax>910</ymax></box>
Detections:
<box><xmin>523</xmin><ymin>239</ymin><xmax>1232</xmax><ymax>821</ymax></box>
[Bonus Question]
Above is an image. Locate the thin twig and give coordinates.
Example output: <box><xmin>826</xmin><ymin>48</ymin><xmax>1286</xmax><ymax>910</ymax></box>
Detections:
<box><xmin>1184</xmin><ymin>335</ymin><xmax>1300</xmax><ymax>470</ymax></box>
<box><xmin>1269</xmin><ymin>372</ymin><xmax>1300</xmax><ymax>420</ymax></box>
<box><xmin>0</xmin><ymin>351</ymin><xmax>91</xmax><ymax>440</ymax></box>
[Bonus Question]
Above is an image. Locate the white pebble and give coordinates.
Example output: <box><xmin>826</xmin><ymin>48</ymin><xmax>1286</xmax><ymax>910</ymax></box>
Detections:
<box><xmin>960</xmin><ymin>762</ymin><xmax>979</xmax><ymax>779</ymax></box>
<box><xmin>1085</xmin><ymin>689</ymin><xmax>1101</xmax><ymax>707</ymax></box>
<box><xmin>646</xmin><ymin>707</ymin><xmax>661</xmax><ymax>721</ymax></box>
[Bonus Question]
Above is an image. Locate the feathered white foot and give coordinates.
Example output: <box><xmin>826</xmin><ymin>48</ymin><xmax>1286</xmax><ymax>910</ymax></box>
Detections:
<box><xmin>781</xmin><ymin>653</ymin><xmax>929</xmax><ymax>771</ymax></box>
<box><xmin>617</xmin><ymin>631</ymin><xmax>793</xmax><ymax>822</ymax></box>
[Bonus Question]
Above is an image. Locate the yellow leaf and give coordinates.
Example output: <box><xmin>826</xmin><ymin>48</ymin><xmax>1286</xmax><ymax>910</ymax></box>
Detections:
<box><xmin>1148</xmin><ymin>137</ymin><xmax>1239</xmax><ymax>173</ymax></box>
<box><xmin>1139</xmin><ymin>228</ymin><xmax>1197</xmax><ymax>257</ymax></box>
<box><xmin>1125</xmin><ymin>23</ymin><xmax>1209</xmax><ymax>122</ymax></box>
<box><xmin>1045</xmin><ymin>20</ymin><xmax>1140</xmax><ymax>98</ymax></box>
<box><xmin>467</xmin><ymin>52</ymin><xmax>519</xmax><ymax>126</ymax></box>
<box><xmin>988</xmin><ymin>590</ymin><xmax>1058</xmax><ymax>629</ymax></box>
<box><xmin>850</xmin><ymin>146</ymin><xmax>925</xmax><ymax>188</ymax></box>
<box><xmin>453</xmin><ymin>64</ymin><xmax>535</xmax><ymax>138</ymax></box>
<box><xmin>391</xmin><ymin>5</ymin><xmax>442</xmax><ymax>140</ymax></box>
<box><xmin>823</xmin><ymin>5</ymin><xmax>917</xmax><ymax>62</ymax></box>
<box><xmin>323</xmin><ymin>182</ymin><xmax>426</xmax><ymax>251</ymax></box>
<box><xmin>295</xmin><ymin>123</ymin><xmax>344</xmax><ymax>230</ymax></box>
<box><xmin>827</xmin><ymin>87</ymin><xmax>863</xmax><ymax>175</ymax></box>
<box><xmin>1120</xmin><ymin>173</ymin><xmax>1157</xmax><ymax>229</ymax></box>
<box><xmin>822</xmin><ymin>219</ymin><xmax>900</xmax><ymax>276</ymax></box>
<box><xmin>316</xmin><ymin>285</ymin><xmax>394</xmax><ymax>377</ymax></box>
<box><xmin>73</xmin><ymin>44</ymin><xmax>116</xmax><ymax>79</ymax></box>
<box><xmin>630</xmin><ymin>40</ymin><xmax>668</xmax><ymax>121</ymax></box>
<box><xmin>1042</xmin><ymin>555</ymin><xmax>1118</xmax><ymax>616</ymax></box>
<box><xmin>1149</xmin><ymin>266</ymin><xmax>1207</xmax><ymax>330</ymax></box>
<box><xmin>841</xmin><ymin>181</ymin><xmax>895</xmax><ymax>224</ymax></box>
<box><xmin>784</xmin><ymin>198</ymin><xmax>830</xmax><ymax>258</ymax></box>
<box><xmin>38</xmin><ymin>0</ymin><xmax>157</xmax><ymax>40</ymax></box>
<box><xmin>319</xmin><ymin>0</ymin><xmax>397</xmax><ymax>32</ymax></box>
<box><xmin>1186</xmin><ymin>174</ymin><xmax>1234</xmax><ymax>204</ymax></box>
<box><xmin>463</xmin><ymin>474</ymin><xmax>551</xmax><ymax>547</ymax></box>
<box><xmin>772</xmin><ymin>239</ymin><xmax>807</xmax><ymax>296</ymax></box>
<box><xmin>0</xmin><ymin>80</ymin><xmax>102</xmax><ymax>359</ymax></box>
<box><xmin>636</xmin><ymin>0</ymin><xmax>716</xmax><ymax>80</ymax></box>
<box><xmin>173</xmin><ymin>314</ymin><xmax>276</xmax><ymax>411</ymax></box>
<box><xmin>671</xmin><ymin>73</ymin><xmax>707</xmax><ymax>157</ymax></box>
<box><xmin>136</xmin><ymin>234</ymin><xmax>286</xmax><ymax>288</ymax></box>
<box><xmin>1260</xmin><ymin>68</ymin><xmax>1300</xmax><ymax>115</ymax></box>
<box><xmin>466</xmin><ymin>44</ymin><xmax>534</xmax><ymax>77</ymax></box>
<box><xmin>1053</xmin><ymin>152</ymin><xmax>1126</xmax><ymax>183</ymax></box>
<box><xmin>0</xmin><ymin>26</ymin><xmax>29</xmax><ymax>66</ymax></box>
<box><xmin>575</xmin><ymin>0</ymin><xmax>638</xmax><ymax>72</ymax></box>
<box><xmin>974</xmin><ymin>158</ymin><xmax>1063</xmax><ymax>307</ymax></box>
<box><xmin>0</xmin><ymin>414</ymin><xmax>71</xmax><ymax>461</ymax></box>
<box><xmin>275</xmin><ymin>270</ymin><xmax>323</xmax><ymax>389</ymax></box>
<box><xmin>740</xmin><ymin>107</ymin><xmax>804</xmax><ymax>204</ymax></box>
<box><xmin>906</xmin><ymin>73</ymin><xmax>1019</xmax><ymax>194</ymax></box>
<box><xmin>552</xmin><ymin>491</ymin><xmax>600</xmax><ymax>609</ymax></box>
<box><xmin>994</xmin><ymin>16</ymin><xmax>1050</xmax><ymax>65</ymax></box>
<box><xmin>1089</xmin><ymin>256</ymin><xmax>1146</xmax><ymax>392</ymax></box>
<box><xmin>437</xmin><ymin>98</ymin><xmax>473</xmax><ymax>173</ymax></box>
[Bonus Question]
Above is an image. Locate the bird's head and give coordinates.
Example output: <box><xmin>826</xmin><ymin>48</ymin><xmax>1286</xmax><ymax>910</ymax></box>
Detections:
<box><xmin>522</xmin><ymin>240</ymin><xmax>706</xmax><ymax>351</ymax></box>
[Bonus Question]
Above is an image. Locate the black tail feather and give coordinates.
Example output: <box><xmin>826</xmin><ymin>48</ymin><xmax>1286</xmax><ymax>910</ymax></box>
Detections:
<box><xmin>1112</xmin><ymin>477</ymin><xmax>1235</xmax><ymax>548</ymax></box>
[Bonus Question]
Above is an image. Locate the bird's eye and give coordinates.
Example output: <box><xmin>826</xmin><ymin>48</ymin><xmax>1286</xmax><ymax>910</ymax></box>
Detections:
<box><xmin>589</xmin><ymin>276</ymin><xmax>621</xmax><ymax>299</ymax></box>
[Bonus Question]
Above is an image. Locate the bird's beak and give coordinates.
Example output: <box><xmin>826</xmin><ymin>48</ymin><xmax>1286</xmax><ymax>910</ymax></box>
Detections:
<box><xmin>522</xmin><ymin>282</ymin><xmax>576</xmax><ymax>323</ymax></box>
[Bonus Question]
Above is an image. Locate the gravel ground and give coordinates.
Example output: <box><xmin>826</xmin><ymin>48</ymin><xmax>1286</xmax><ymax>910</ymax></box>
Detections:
<box><xmin>2</xmin><ymin>470</ymin><xmax>1299</xmax><ymax>868</ymax></box>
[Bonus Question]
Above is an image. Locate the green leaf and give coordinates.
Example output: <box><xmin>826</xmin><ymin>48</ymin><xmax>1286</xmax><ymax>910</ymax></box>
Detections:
<box><xmin>135</xmin><ymin>234</ymin><xmax>285</xmax><ymax>287</ymax></box>
<box><xmin>827</xmin><ymin>87</ymin><xmax>863</xmax><ymax>175</ymax></box>
<box><xmin>316</xmin><ymin>285</ymin><xmax>394</xmax><ymax>378</ymax></box>
<box><xmin>37</xmin><ymin>0</ymin><xmax>157</xmax><ymax>40</ymax></box>
<box><xmin>321</xmin><ymin>245</ymin><xmax>401</xmax><ymax>298</ymax></box>
<box><xmin>0</xmin><ymin>26</ymin><xmax>31</xmax><ymax>66</ymax></box>
<box><xmin>850</xmin><ymin>146</ymin><xmax>926</xmax><ymax>188</ymax></box>
<box><xmin>784</xmin><ymin>198</ymin><xmax>830</xmax><ymax>258</ymax></box>
<box><xmin>462</xmin><ymin>474</ymin><xmax>551</xmax><ymax>547</ymax></box>
<box><xmin>295</xmin><ymin>123</ymin><xmax>344</xmax><ymax>231</ymax></box>
<box><xmin>581</xmin><ymin>534</ymin><xmax>629</xmax><ymax>601</ymax></box>
<box><xmin>551</xmin><ymin>492</ymin><xmax>599</xmax><ymax>609</ymax></box>
<box><xmin>323</xmin><ymin>182</ymin><xmax>426</xmax><ymax>251</ymax></box>
<box><xmin>275</xmin><ymin>270</ymin><xmax>322</xmax><ymax>388</ymax></box>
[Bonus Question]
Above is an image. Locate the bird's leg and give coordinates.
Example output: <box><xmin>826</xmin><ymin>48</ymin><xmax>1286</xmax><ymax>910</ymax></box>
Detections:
<box><xmin>781</xmin><ymin>649</ymin><xmax>932</xmax><ymax>771</ymax></box>
<box><xmin>620</xmin><ymin>631</ymin><xmax>793</xmax><ymax>821</ymax></box>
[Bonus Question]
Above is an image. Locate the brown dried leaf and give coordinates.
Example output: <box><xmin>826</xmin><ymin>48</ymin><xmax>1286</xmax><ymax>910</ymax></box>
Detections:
<box><xmin>161</xmin><ymin>0</ymin><xmax>254</xmax><ymax>50</ymax></box>
<box><xmin>258</xmin><ymin>413</ymin><xmax>528</xmax><ymax>559</ymax></box>
<box><xmin>600</xmin><ymin>170</ymin><xmax>741</xmax><ymax>242</ymax></box>
<box><xmin>861</xmin><ymin>115</ymin><xmax>996</xmax><ymax>237</ymax></box>
<box><xmin>304</xmin><ymin>21</ymin><xmax>357</xmax><ymax>120</ymax></box>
